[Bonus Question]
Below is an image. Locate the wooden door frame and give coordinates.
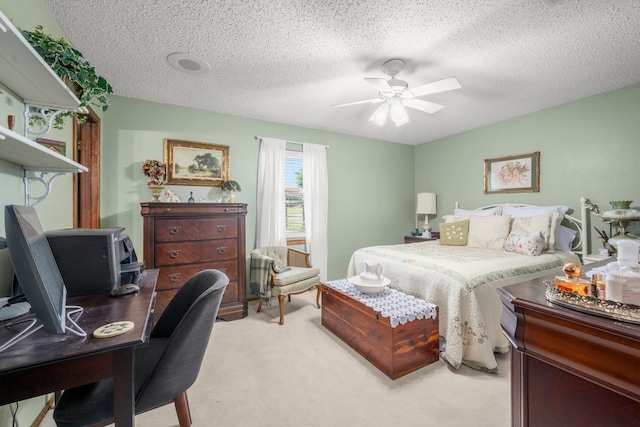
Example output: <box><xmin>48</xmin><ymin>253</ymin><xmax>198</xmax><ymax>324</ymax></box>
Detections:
<box><xmin>72</xmin><ymin>108</ymin><xmax>101</xmax><ymax>228</ymax></box>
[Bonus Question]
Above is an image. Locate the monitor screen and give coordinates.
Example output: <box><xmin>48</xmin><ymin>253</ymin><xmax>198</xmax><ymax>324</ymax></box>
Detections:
<box><xmin>4</xmin><ymin>205</ymin><xmax>66</xmax><ymax>334</ymax></box>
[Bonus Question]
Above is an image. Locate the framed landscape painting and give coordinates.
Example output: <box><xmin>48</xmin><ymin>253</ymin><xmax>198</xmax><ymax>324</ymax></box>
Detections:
<box><xmin>484</xmin><ymin>151</ymin><xmax>540</xmax><ymax>194</ymax></box>
<box><xmin>164</xmin><ymin>139</ymin><xmax>229</xmax><ymax>186</ymax></box>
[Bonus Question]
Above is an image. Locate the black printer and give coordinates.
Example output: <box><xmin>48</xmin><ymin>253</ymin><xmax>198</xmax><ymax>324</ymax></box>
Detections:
<box><xmin>44</xmin><ymin>227</ymin><xmax>144</xmax><ymax>297</ymax></box>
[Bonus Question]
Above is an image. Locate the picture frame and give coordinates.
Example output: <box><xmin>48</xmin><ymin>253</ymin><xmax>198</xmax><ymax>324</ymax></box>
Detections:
<box><xmin>484</xmin><ymin>151</ymin><xmax>540</xmax><ymax>194</ymax></box>
<box><xmin>36</xmin><ymin>138</ymin><xmax>66</xmax><ymax>156</ymax></box>
<box><xmin>164</xmin><ymin>139</ymin><xmax>230</xmax><ymax>186</ymax></box>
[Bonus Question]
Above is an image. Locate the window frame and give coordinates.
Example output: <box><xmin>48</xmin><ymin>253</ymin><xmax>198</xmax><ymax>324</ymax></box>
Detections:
<box><xmin>284</xmin><ymin>149</ymin><xmax>305</xmax><ymax>244</ymax></box>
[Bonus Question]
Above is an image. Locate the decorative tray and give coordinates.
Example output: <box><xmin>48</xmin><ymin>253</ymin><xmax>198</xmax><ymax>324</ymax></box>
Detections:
<box><xmin>544</xmin><ymin>280</ymin><xmax>640</xmax><ymax>325</ymax></box>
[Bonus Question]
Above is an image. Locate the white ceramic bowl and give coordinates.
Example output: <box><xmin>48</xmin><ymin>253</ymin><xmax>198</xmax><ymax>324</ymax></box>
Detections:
<box><xmin>347</xmin><ymin>276</ymin><xmax>391</xmax><ymax>294</ymax></box>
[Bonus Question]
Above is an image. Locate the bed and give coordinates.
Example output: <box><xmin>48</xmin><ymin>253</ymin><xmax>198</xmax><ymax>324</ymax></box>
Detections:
<box><xmin>347</xmin><ymin>200</ymin><xmax>588</xmax><ymax>373</ymax></box>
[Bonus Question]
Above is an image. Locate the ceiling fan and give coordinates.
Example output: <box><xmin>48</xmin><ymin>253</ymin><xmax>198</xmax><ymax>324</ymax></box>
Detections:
<box><xmin>332</xmin><ymin>59</ymin><xmax>462</xmax><ymax>126</ymax></box>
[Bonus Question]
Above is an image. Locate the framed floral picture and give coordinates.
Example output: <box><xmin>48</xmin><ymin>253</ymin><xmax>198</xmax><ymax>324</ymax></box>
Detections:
<box><xmin>484</xmin><ymin>151</ymin><xmax>540</xmax><ymax>194</ymax></box>
<box><xmin>164</xmin><ymin>139</ymin><xmax>229</xmax><ymax>186</ymax></box>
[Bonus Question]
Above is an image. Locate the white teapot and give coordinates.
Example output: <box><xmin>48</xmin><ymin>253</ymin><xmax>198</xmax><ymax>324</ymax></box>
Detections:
<box><xmin>360</xmin><ymin>261</ymin><xmax>384</xmax><ymax>285</ymax></box>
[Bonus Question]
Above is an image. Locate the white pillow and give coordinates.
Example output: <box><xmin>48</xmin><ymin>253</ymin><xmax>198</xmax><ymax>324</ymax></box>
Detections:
<box><xmin>555</xmin><ymin>225</ymin><xmax>577</xmax><ymax>252</ymax></box>
<box><xmin>510</xmin><ymin>213</ymin><xmax>560</xmax><ymax>252</ymax></box>
<box><xmin>454</xmin><ymin>206</ymin><xmax>502</xmax><ymax>217</ymax></box>
<box><xmin>504</xmin><ymin>229</ymin><xmax>545</xmax><ymax>256</ymax></box>
<box><xmin>501</xmin><ymin>205</ymin><xmax>569</xmax><ymax>219</ymax></box>
<box><xmin>443</xmin><ymin>214</ymin><xmax>468</xmax><ymax>223</ymax></box>
<box><xmin>467</xmin><ymin>215</ymin><xmax>512</xmax><ymax>250</ymax></box>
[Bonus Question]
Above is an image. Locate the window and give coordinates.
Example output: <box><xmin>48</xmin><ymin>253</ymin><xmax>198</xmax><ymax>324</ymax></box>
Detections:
<box><xmin>284</xmin><ymin>150</ymin><xmax>305</xmax><ymax>242</ymax></box>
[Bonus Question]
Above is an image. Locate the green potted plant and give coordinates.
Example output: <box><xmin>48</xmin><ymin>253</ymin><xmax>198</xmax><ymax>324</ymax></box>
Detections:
<box><xmin>21</xmin><ymin>25</ymin><xmax>113</xmax><ymax>129</ymax></box>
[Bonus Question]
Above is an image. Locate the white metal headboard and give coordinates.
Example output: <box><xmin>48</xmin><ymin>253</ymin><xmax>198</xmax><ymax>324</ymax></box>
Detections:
<box><xmin>453</xmin><ymin>198</ymin><xmax>589</xmax><ymax>259</ymax></box>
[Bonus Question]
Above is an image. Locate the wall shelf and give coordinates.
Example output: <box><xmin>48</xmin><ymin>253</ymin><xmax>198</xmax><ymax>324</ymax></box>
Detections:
<box><xmin>0</xmin><ymin>125</ymin><xmax>86</xmax><ymax>172</ymax></box>
<box><xmin>0</xmin><ymin>9</ymin><xmax>87</xmax><ymax>206</ymax></box>
<box><xmin>0</xmin><ymin>10</ymin><xmax>80</xmax><ymax>109</ymax></box>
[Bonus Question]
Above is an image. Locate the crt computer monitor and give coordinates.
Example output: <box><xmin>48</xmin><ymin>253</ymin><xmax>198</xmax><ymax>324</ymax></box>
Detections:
<box><xmin>4</xmin><ymin>205</ymin><xmax>66</xmax><ymax>334</ymax></box>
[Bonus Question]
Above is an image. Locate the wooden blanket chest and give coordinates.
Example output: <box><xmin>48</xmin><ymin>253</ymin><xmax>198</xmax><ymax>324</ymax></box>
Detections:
<box><xmin>321</xmin><ymin>283</ymin><xmax>439</xmax><ymax>379</ymax></box>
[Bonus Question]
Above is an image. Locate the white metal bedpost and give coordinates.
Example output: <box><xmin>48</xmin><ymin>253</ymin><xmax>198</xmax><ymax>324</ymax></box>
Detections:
<box><xmin>580</xmin><ymin>196</ymin><xmax>589</xmax><ymax>258</ymax></box>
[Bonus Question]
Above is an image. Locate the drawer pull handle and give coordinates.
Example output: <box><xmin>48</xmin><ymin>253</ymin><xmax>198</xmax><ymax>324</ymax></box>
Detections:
<box><xmin>217</xmin><ymin>224</ymin><xmax>227</xmax><ymax>232</ymax></box>
<box><xmin>169</xmin><ymin>250</ymin><xmax>181</xmax><ymax>258</ymax></box>
<box><xmin>168</xmin><ymin>273</ymin><xmax>181</xmax><ymax>282</ymax></box>
<box><xmin>164</xmin><ymin>208</ymin><xmax>171</xmax><ymax>212</ymax></box>
<box><xmin>219</xmin><ymin>268</ymin><xmax>227</xmax><ymax>273</ymax></box>
<box><xmin>169</xmin><ymin>226</ymin><xmax>181</xmax><ymax>234</ymax></box>
<box><xmin>217</xmin><ymin>247</ymin><xmax>226</xmax><ymax>254</ymax></box>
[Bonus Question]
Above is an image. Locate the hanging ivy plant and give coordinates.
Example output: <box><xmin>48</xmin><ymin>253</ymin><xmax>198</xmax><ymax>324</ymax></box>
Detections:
<box><xmin>21</xmin><ymin>25</ymin><xmax>113</xmax><ymax>129</ymax></box>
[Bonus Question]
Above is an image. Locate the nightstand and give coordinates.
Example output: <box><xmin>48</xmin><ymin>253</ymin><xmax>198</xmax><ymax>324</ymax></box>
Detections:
<box><xmin>582</xmin><ymin>253</ymin><xmax>613</xmax><ymax>265</ymax></box>
<box><xmin>404</xmin><ymin>235</ymin><xmax>438</xmax><ymax>243</ymax></box>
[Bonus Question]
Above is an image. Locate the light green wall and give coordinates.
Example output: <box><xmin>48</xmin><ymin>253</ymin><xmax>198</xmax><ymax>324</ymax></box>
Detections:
<box><xmin>415</xmin><ymin>82</ymin><xmax>640</xmax><ymax>253</ymax></box>
<box><xmin>101</xmin><ymin>96</ymin><xmax>415</xmax><ymax>282</ymax></box>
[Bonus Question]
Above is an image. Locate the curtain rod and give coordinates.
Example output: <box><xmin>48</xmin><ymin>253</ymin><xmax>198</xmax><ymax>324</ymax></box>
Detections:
<box><xmin>254</xmin><ymin>136</ymin><xmax>329</xmax><ymax>149</ymax></box>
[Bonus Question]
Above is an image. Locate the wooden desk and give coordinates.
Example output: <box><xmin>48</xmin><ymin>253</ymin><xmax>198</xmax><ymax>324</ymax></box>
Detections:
<box><xmin>0</xmin><ymin>269</ymin><xmax>157</xmax><ymax>427</ymax></box>
<box><xmin>499</xmin><ymin>262</ymin><xmax>640</xmax><ymax>427</ymax></box>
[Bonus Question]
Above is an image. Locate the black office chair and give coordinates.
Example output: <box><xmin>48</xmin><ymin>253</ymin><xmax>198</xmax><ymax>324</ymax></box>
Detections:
<box><xmin>53</xmin><ymin>269</ymin><xmax>229</xmax><ymax>427</ymax></box>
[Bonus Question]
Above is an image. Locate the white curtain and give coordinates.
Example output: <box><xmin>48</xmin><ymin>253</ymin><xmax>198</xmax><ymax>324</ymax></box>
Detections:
<box><xmin>256</xmin><ymin>137</ymin><xmax>287</xmax><ymax>247</ymax></box>
<box><xmin>303</xmin><ymin>143</ymin><xmax>328</xmax><ymax>282</ymax></box>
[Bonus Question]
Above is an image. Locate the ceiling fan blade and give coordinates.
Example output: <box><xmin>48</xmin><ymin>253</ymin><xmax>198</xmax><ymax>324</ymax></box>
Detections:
<box><xmin>364</xmin><ymin>78</ymin><xmax>392</xmax><ymax>93</ymax></box>
<box><xmin>402</xmin><ymin>98</ymin><xmax>444</xmax><ymax>114</ymax></box>
<box><xmin>332</xmin><ymin>98</ymin><xmax>384</xmax><ymax>108</ymax></box>
<box><xmin>410</xmin><ymin>77</ymin><xmax>461</xmax><ymax>98</ymax></box>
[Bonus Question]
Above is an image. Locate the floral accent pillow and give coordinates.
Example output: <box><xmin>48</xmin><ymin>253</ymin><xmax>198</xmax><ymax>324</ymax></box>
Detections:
<box><xmin>439</xmin><ymin>219</ymin><xmax>470</xmax><ymax>246</ymax></box>
<box><xmin>510</xmin><ymin>212</ymin><xmax>559</xmax><ymax>252</ymax></box>
<box><xmin>504</xmin><ymin>229</ymin><xmax>545</xmax><ymax>256</ymax></box>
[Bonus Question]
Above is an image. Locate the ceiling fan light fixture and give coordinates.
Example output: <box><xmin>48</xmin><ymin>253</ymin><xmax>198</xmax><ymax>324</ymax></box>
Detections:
<box><xmin>390</xmin><ymin>99</ymin><xmax>409</xmax><ymax>126</ymax></box>
<box><xmin>368</xmin><ymin>103</ymin><xmax>389</xmax><ymax>126</ymax></box>
<box><xmin>333</xmin><ymin>59</ymin><xmax>461</xmax><ymax>125</ymax></box>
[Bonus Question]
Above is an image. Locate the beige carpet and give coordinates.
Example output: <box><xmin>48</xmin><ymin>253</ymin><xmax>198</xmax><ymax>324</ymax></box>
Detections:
<box><xmin>41</xmin><ymin>291</ymin><xmax>510</xmax><ymax>427</ymax></box>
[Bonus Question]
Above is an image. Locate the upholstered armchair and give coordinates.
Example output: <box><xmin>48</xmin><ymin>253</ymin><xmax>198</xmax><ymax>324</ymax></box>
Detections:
<box><xmin>250</xmin><ymin>247</ymin><xmax>321</xmax><ymax>325</ymax></box>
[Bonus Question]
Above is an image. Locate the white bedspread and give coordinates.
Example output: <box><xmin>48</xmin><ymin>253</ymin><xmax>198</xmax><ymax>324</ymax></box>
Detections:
<box><xmin>347</xmin><ymin>240</ymin><xmax>580</xmax><ymax>372</ymax></box>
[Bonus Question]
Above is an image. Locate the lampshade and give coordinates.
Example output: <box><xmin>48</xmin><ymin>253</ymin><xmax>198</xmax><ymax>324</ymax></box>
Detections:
<box><xmin>416</xmin><ymin>192</ymin><xmax>437</xmax><ymax>215</ymax></box>
<box><xmin>368</xmin><ymin>98</ymin><xmax>409</xmax><ymax>127</ymax></box>
<box><xmin>389</xmin><ymin>99</ymin><xmax>409</xmax><ymax>126</ymax></box>
<box><xmin>368</xmin><ymin>103</ymin><xmax>389</xmax><ymax>126</ymax></box>
<box><xmin>222</xmin><ymin>179</ymin><xmax>241</xmax><ymax>203</ymax></box>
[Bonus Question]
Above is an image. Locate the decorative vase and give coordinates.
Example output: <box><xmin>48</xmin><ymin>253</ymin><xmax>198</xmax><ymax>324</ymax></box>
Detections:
<box><xmin>148</xmin><ymin>185</ymin><xmax>164</xmax><ymax>202</ymax></box>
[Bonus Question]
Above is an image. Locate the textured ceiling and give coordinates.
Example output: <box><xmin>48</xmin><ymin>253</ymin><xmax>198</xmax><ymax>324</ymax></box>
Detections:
<box><xmin>42</xmin><ymin>0</ymin><xmax>640</xmax><ymax>145</ymax></box>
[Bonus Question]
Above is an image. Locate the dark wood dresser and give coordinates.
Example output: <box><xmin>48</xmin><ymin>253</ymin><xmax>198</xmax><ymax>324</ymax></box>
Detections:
<box><xmin>141</xmin><ymin>202</ymin><xmax>248</xmax><ymax>321</ymax></box>
<box><xmin>499</xmin><ymin>261</ymin><xmax>640</xmax><ymax>427</ymax></box>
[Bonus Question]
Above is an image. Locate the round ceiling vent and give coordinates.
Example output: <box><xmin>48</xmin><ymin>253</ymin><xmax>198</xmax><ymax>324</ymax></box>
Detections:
<box><xmin>166</xmin><ymin>52</ymin><xmax>211</xmax><ymax>75</ymax></box>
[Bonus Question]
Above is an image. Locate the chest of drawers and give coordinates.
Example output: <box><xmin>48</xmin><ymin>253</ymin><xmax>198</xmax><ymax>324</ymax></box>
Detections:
<box><xmin>141</xmin><ymin>202</ymin><xmax>248</xmax><ymax>320</ymax></box>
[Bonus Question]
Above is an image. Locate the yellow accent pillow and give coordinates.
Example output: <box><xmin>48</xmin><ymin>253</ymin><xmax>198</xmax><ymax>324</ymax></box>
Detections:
<box><xmin>439</xmin><ymin>219</ymin><xmax>470</xmax><ymax>246</ymax></box>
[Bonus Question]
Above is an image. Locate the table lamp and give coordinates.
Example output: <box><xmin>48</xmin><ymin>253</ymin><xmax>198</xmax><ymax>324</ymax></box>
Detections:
<box><xmin>222</xmin><ymin>179</ymin><xmax>241</xmax><ymax>203</ymax></box>
<box><xmin>600</xmin><ymin>200</ymin><xmax>640</xmax><ymax>247</ymax></box>
<box><xmin>416</xmin><ymin>192</ymin><xmax>437</xmax><ymax>238</ymax></box>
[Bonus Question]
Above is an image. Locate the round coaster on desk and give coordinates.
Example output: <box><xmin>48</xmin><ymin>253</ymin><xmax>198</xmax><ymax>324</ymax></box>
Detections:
<box><xmin>93</xmin><ymin>321</ymin><xmax>134</xmax><ymax>338</ymax></box>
